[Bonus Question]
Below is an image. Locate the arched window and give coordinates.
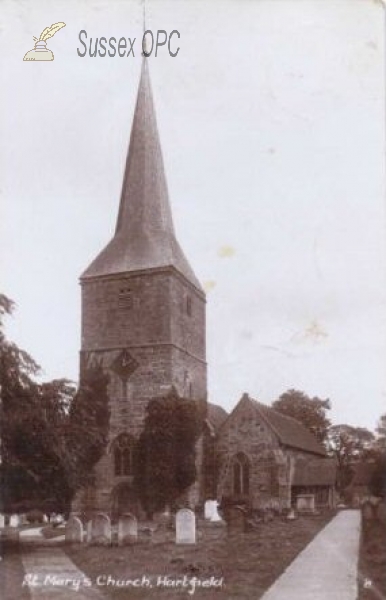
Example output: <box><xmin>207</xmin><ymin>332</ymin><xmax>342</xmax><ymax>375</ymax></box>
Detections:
<box><xmin>113</xmin><ymin>434</ymin><xmax>134</xmax><ymax>477</ymax></box>
<box><xmin>233</xmin><ymin>452</ymin><xmax>250</xmax><ymax>495</ymax></box>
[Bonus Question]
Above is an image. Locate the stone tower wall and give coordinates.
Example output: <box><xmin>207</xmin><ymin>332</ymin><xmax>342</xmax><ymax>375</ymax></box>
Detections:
<box><xmin>77</xmin><ymin>266</ymin><xmax>206</xmax><ymax>515</ymax></box>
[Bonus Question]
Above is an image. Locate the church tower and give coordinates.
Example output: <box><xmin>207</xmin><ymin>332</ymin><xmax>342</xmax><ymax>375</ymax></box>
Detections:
<box><xmin>76</xmin><ymin>59</ymin><xmax>207</xmax><ymax>515</ymax></box>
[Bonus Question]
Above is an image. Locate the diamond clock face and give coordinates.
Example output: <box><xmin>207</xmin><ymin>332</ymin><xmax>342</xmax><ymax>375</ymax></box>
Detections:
<box><xmin>111</xmin><ymin>349</ymin><xmax>139</xmax><ymax>380</ymax></box>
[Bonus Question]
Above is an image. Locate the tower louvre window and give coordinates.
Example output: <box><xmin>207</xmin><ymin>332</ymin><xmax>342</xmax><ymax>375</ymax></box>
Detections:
<box><xmin>118</xmin><ymin>287</ymin><xmax>133</xmax><ymax>310</ymax></box>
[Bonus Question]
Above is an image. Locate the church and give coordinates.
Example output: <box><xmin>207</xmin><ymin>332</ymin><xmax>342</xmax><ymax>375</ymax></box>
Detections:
<box><xmin>73</xmin><ymin>57</ymin><xmax>335</xmax><ymax>517</ymax></box>
<box><xmin>73</xmin><ymin>57</ymin><xmax>207</xmax><ymax>517</ymax></box>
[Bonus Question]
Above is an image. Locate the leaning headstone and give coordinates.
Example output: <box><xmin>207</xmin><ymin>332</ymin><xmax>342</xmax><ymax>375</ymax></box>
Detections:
<box><xmin>118</xmin><ymin>513</ymin><xmax>138</xmax><ymax>545</ymax></box>
<box><xmin>65</xmin><ymin>516</ymin><xmax>83</xmax><ymax>543</ymax></box>
<box><xmin>0</xmin><ymin>514</ymin><xmax>5</xmax><ymax>528</ymax></box>
<box><xmin>88</xmin><ymin>513</ymin><xmax>111</xmax><ymax>545</ymax></box>
<box><xmin>176</xmin><ymin>508</ymin><xmax>196</xmax><ymax>544</ymax></box>
<box><xmin>9</xmin><ymin>514</ymin><xmax>20</xmax><ymax>527</ymax></box>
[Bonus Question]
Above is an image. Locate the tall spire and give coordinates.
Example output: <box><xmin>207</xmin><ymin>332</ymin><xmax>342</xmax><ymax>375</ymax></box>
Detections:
<box><xmin>82</xmin><ymin>59</ymin><xmax>202</xmax><ymax>291</ymax></box>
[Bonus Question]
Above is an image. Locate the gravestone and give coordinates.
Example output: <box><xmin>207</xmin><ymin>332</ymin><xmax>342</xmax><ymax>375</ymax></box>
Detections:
<box><xmin>227</xmin><ymin>506</ymin><xmax>247</xmax><ymax>533</ymax></box>
<box><xmin>205</xmin><ymin>500</ymin><xmax>216</xmax><ymax>520</ymax></box>
<box><xmin>296</xmin><ymin>494</ymin><xmax>315</xmax><ymax>513</ymax></box>
<box><xmin>9</xmin><ymin>514</ymin><xmax>20</xmax><ymax>527</ymax></box>
<box><xmin>0</xmin><ymin>513</ymin><xmax>5</xmax><ymax>528</ymax></box>
<box><xmin>65</xmin><ymin>516</ymin><xmax>83</xmax><ymax>543</ymax></box>
<box><xmin>118</xmin><ymin>513</ymin><xmax>138</xmax><ymax>545</ymax></box>
<box><xmin>210</xmin><ymin>501</ymin><xmax>223</xmax><ymax>522</ymax></box>
<box><xmin>86</xmin><ymin>520</ymin><xmax>92</xmax><ymax>543</ymax></box>
<box><xmin>176</xmin><ymin>508</ymin><xmax>196</xmax><ymax>544</ymax></box>
<box><xmin>88</xmin><ymin>513</ymin><xmax>112</xmax><ymax>545</ymax></box>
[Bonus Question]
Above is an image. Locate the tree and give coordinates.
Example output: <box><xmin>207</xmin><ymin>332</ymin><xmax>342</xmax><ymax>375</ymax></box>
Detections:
<box><xmin>374</xmin><ymin>413</ymin><xmax>386</xmax><ymax>451</ymax></box>
<box><xmin>0</xmin><ymin>293</ymin><xmax>110</xmax><ymax>514</ymax></box>
<box><xmin>327</xmin><ymin>424</ymin><xmax>375</xmax><ymax>492</ymax></box>
<box><xmin>65</xmin><ymin>363</ymin><xmax>110</xmax><ymax>493</ymax></box>
<box><xmin>134</xmin><ymin>388</ymin><xmax>204</xmax><ymax>518</ymax></box>
<box><xmin>366</xmin><ymin>414</ymin><xmax>386</xmax><ymax>497</ymax></box>
<box><xmin>272</xmin><ymin>389</ymin><xmax>331</xmax><ymax>442</ymax></box>
<box><xmin>369</xmin><ymin>454</ymin><xmax>386</xmax><ymax>498</ymax></box>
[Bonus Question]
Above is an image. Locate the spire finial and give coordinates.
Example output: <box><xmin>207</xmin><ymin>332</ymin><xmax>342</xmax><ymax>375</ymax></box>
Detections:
<box><xmin>142</xmin><ymin>0</ymin><xmax>149</xmax><ymax>57</ymax></box>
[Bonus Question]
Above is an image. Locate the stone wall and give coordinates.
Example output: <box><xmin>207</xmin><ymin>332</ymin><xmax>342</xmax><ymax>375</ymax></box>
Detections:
<box><xmin>76</xmin><ymin>266</ymin><xmax>207</xmax><ymax>516</ymax></box>
<box><xmin>215</xmin><ymin>398</ymin><xmax>326</xmax><ymax>510</ymax></box>
<box><xmin>216</xmin><ymin>399</ymin><xmax>288</xmax><ymax>509</ymax></box>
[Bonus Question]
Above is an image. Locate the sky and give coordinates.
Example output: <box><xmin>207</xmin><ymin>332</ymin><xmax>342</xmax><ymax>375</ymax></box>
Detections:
<box><xmin>1</xmin><ymin>0</ymin><xmax>385</xmax><ymax>432</ymax></box>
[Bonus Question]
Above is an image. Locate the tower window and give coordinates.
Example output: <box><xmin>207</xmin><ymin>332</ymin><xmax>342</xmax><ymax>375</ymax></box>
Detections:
<box><xmin>113</xmin><ymin>434</ymin><xmax>134</xmax><ymax>476</ymax></box>
<box><xmin>186</xmin><ymin>296</ymin><xmax>192</xmax><ymax>316</ymax></box>
<box><xmin>118</xmin><ymin>287</ymin><xmax>133</xmax><ymax>310</ymax></box>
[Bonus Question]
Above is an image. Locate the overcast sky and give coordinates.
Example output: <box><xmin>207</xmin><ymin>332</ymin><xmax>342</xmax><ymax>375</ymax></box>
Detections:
<box><xmin>1</xmin><ymin>0</ymin><xmax>385</xmax><ymax>431</ymax></box>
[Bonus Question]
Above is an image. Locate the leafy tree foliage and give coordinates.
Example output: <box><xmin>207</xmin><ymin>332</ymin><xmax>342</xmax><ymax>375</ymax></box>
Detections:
<box><xmin>369</xmin><ymin>453</ymin><xmax>386</xmax><ymax>497</ymax></box>
<box><xmin>366</xmin><ymin>414</ymin><xmax>386</xmax><ymax>497</ymax></box>
<box><xmin>134</xmin><ymin>388</ymin><xmax>204</xmax><ymax>518</ymax></box>
<box><xmin>65</xmin><ymin>363</ymin><xmax>110</xmax><ymax>492</ymax></box>
<box><xmin>272</xmin><ymin>389</ymin><xmax>331</xmax><ymax>442</ymax></box>
<box><xmin>374</xmin><ymin>413</ymin><xmax>386</xmax><ymax>451</ymax></box>
<box><xmin>0</xmin><ymin>294</ymin><xmax>110</xmax><ymax>514</ymax></box>
<box><xmin>327</xmin><ymin>424</ymin><xmax>375</xmax><ymax>491</ymax></box>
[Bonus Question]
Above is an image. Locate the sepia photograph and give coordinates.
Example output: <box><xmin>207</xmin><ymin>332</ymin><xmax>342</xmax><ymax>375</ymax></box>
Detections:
<box><xmin>1</xmin><ymin>1</ymin><xmax>385</xmax><ymax>598</ymax></box>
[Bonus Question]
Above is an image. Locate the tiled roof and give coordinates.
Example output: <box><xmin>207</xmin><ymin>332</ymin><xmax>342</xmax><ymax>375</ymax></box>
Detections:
<box><xmin>207</xmin><ymin>403</ymin><xmax>228</xmax><ymax>432</ymax></box>
<box><xmin>293</xmin><ymin>458</ymin><xmax>336</xmax><ymax>486</ymax></box>
<box><xmin>247</xmin><ymin>395</ymin><xmax>327</xmax><ymax>456</ymax></box>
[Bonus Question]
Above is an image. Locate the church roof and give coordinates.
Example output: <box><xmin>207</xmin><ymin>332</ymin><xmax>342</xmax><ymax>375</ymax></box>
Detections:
<box><xmin>207</xmin><ymin>403</ymin><xmax>228</xmax><ymax>432</ymax></box>
<box><xmin>238</xmin><ymin>394</ymin><xmax>327</xmax><ymax>456</ymax></box>
<box><xmin>81</xmin><ymin>59</ymin><xmax>202</xmax><ymax>292</ymax></box>
<box><xmin>292</xmin><ymin>458</ymin><xmax>336</xmax><ymax>486</ymax></box>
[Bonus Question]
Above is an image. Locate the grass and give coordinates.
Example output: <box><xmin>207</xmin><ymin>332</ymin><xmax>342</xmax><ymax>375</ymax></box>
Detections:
<box><xmin>358</xmin><ymin>510</ymin><xmax>386</xmax><ymax>600</ymax></box>
<box><xmin>66</xmin><ymin>511</ymin><xmax>335</xmax><ymax>599</ymax></box>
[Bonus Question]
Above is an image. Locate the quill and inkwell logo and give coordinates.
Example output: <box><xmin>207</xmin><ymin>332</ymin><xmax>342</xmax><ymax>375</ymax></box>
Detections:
<box><xmin>23</xmin><ymin>22</ymin><xmax>66</xmax><ymax>61</ymax></box>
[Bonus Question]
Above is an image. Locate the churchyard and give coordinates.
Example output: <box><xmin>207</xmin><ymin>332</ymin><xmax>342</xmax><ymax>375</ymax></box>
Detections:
<box><xmin>63</xmin><ymin>508</ymin><xmax>335</xmax><ymax>599</ymax></box>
